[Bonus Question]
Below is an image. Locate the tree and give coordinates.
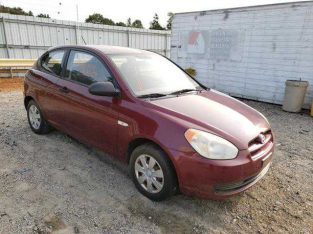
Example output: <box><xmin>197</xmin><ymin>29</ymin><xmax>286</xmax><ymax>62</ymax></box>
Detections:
<box><xmin>149</xmin><ymin>13</ymin><xmax>165</xmax><ymax>30</ymax></box>
<box><xmin>116</xmin><ymin>22</ymin><xmax>126</xmax><ymax>27</ymax></box>
<box><xmin>166</xmin><ymin>12</ymin><xmax>174</xmax><ymax>30</ymax></box>
<box><xmin>131</xmin><ymin>19</ymin><xmax>143</xmax><ymax>28</ymax></box>
<box><xmin>0</xmin><ymin>5</ymin><xmax>33</xmax><ymax>16</ymax></box>
<box><xmin>85</xmin><ymin>13</ymin><xmax>115</xmax><ymax>25</ymax></box>
<box><xmin>37</xmin><ymin>13</ymin><xmax>50</xmax><ymax>18</ymax></box>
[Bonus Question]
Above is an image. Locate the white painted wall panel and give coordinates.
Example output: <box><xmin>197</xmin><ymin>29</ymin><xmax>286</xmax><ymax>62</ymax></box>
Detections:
<box><xmin>171</xmin><ymin>1</ymin><xmax>313</xmax><ymax>108</ymax></box>
<box><xmin>0</xmin><ymin>21</ymin><xmax>4</xmax><ymax>44</ymax></box>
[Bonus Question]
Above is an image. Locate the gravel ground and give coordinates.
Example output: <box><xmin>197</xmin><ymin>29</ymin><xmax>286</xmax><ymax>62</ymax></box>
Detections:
<box><xmin>0</xmin><ymin>90</ymin><xmax>312</xmax><ymax>234</ymax></box>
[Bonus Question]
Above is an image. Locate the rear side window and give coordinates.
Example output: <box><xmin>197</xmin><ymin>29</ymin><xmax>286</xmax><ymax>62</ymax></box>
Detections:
<box><xmin>41</xmin><ymin>50</ymin><xmax>65</xmax><ymax>76</ymax></box>
<box><xmin>65</xmin><ymin>50</ymin><xmax>112</xmax><ymax>86</ymax></box>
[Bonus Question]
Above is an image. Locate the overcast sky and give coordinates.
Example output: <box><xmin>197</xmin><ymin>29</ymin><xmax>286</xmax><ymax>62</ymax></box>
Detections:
<box><xmin>1</xmin><ymin>0</ymin><xmax>309</xmax><ymax>28</ymax></box>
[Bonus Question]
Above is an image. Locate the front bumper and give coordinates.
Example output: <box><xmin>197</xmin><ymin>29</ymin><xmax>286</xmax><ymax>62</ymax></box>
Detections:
<box><xmin>168</xmin><ymin>146</ymin><xmax>274</xmax><ymax>199</ymax></box>
<box><xmin>214</xmin><ymin>161</ymin><xmax>271</xmax><ymax>194</ymax></box>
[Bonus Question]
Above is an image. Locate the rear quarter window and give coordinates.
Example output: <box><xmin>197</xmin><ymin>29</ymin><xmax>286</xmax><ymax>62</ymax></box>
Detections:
<box><xmin>41</xmin><ymin>50</ymin><xmax>65</xmax><ymax>76</ymax></box>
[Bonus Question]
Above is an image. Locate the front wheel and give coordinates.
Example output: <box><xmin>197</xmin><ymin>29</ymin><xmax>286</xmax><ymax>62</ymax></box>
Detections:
<box><xmin>27</xmin><ymin>100</ymin><xmax>51</xmax><ymax>134</ymax></box>
<box><xmin>130</xmin><ymin>144</ymin><xmax>177</xmax><ymax>201</ymax></box>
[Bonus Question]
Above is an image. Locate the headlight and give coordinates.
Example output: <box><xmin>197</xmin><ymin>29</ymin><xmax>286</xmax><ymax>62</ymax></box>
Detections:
<box><xmin>184</xmin><ymin>129</ymin><xmax>238</xmax><ymax>160</ymax></box>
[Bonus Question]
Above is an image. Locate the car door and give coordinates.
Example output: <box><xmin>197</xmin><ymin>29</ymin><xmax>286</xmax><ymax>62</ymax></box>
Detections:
<box><xmin>55</xmin><ymin>49</ymin><xmax>119</xmax><ymax>156</ymax></box>
<box><xmin>29</xmin><ymin>49</ymin><xmax>67</xmax><ymax>126</ymax></box>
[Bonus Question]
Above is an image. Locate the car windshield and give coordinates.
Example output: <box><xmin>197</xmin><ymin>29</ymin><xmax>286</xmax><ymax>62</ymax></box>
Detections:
<box><xmin>108</xmin><ymin>53</ymin><xmax>201</xmax><ymax>97</ymax></box>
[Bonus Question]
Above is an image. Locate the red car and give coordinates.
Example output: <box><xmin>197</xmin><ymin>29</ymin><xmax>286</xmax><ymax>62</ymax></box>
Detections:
<box><xmin>24</xmin><ymin>45</ymin><xmax>274</xmax><ymax>201</ymax></box>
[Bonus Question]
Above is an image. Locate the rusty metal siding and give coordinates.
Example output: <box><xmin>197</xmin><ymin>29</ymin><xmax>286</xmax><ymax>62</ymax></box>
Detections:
<box><xmin>0</xmin><ymin>13</ymin><xmax>171</xmax><ymax>59</ymax></box>
<box><xmin>171</xmin><ymin>1</ymin><xmax>313</xmax><ymax>108</ymax></box>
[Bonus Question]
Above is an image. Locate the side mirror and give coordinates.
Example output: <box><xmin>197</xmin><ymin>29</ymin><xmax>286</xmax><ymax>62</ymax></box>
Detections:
<box><xmin>88</xmin><ymin>82</ymin><xmax>120</xmax><ymax>97</ymax></box>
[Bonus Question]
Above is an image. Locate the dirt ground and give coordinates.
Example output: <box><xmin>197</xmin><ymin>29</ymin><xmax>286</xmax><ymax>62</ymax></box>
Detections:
<box><xmin>0</xmin><ymin>78</ymin><xmax>24</xmax><ymax>92</ymax></box>
<box><xmin>0</xmin><ymin>80</ymin><xmax>312</xmax><ymax>233</ymax></box>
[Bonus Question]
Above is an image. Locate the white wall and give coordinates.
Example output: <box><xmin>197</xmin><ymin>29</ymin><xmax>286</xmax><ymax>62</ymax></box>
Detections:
<box><xmin>171</xmin><ymin>1</ymin><xmax>313</xmax><ymax>108</ymax></box>
<box><xmin>0</xmin><ymin>13</ymin><xmax>171</xmax><ymax>59</ymax></box>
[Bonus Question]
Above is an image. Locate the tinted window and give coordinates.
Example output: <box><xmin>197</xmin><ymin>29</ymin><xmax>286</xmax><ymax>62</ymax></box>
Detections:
<box><xmin>65</xmin><ymin>51</ymin><xmax>112</xmax><ymax>86</ymax></box>
<box><xmin>41</xmin><ymin>50</ymin><xmax>65</xmax><ymax>76</ymax></box>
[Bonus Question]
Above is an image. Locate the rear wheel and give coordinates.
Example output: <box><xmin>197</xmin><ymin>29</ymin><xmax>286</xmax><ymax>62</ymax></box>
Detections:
<box><xmin>27</xmin><ymin>100</ymin><xmax>51</xmax><ymax>134</ymax></box>
<box><xmin>130</xmin><ymin>143</ymin><xmax>177</xmax><ymax>201</ymax></box>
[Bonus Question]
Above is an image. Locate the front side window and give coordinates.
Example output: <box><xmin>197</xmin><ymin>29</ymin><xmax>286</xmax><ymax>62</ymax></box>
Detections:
<box><xmin>41</xmin><ymin>50</ymin><xmax>65</xmax><ymax>76</ymax></box>
<box><xmin>65</xmin><ymin>50</ymin><xmax>112</xmax><ymax>86</ymax></box>
<box><xmin>108</xmin><ymin>52</ymin><xmax>201</xmax><ymax>96</ymax></box>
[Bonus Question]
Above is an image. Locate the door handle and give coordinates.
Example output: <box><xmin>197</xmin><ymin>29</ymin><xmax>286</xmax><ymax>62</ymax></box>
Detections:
<box><xmin>59</xmin><ymin>86</ymin><xmax>69</xmax><ymax>93</ymax></box>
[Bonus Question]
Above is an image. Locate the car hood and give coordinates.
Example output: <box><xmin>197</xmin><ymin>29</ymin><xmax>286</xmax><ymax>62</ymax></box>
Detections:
<box><xmin>149</xmin><ymin>89</ymin><xmax>270</xmax><ymax>150</ymax></box>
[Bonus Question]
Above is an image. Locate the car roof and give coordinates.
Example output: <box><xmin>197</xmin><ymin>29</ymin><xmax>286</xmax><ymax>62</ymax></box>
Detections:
<box><xmin>50</xmin><ymin>45</ymin><xmax>149</xmax><ymax>55</ymax></box>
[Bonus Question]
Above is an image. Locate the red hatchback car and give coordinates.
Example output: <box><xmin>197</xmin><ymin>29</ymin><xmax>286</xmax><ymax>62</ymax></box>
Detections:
<box><xmin>24</xmin><ymin>45</ymin><xmax>274</xmax><ymax>201</ymax></box>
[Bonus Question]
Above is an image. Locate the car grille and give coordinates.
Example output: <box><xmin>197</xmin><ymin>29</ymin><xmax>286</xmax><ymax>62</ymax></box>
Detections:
<box><xmin>214</xmin><ymin>162</ymin><xmax>271</xmax><ymax>193</ymax></box>
<box><xmin>248</xmin><ymin>130</ymin><xmax>273</xmax><ymax>160</ymax></box>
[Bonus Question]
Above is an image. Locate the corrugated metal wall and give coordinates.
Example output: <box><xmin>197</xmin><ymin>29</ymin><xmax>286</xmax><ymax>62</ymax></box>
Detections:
<box><xmin>0</xmin><ymin>13</ymin><xmax>171</xmax><ymax>59</ymax></box>
<box><xmin>171</xmin><ymin>1</ymin><xmax>313</xmax><ymax>108</ymax></box>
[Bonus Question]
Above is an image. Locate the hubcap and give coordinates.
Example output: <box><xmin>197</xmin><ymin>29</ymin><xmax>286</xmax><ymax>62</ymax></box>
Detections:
<box><xmin>28</xmin><ymin>105</ymin><xmax>41</xmax><ymax>130</ymax></box>
<box><xmin>134</xmin><ymin>154</ymin><xmax>164</xmax><ymax>193</ymax></box>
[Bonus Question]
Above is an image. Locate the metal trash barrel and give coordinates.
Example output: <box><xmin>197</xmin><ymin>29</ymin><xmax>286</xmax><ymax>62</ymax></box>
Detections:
<box><xmin>282</xmin><ymin>80</ymin><xmax>309</xmax><ymax>112</ymax></box>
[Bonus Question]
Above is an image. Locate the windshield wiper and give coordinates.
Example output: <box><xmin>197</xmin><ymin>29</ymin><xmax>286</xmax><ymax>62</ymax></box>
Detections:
<box><xmin>137</xmin><ymin>93</ymin><xmax>167</xmax><ymax>99</ymax></box>
<box><xmin>169</xmin><ymin>88</ymin><xmax>199</xmax><ymax>96</ymax></box>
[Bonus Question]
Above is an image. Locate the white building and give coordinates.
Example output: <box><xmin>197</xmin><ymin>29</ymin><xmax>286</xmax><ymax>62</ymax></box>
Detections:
<box><xmin>170</xmin><ymin>1</ymin><xmax>313</xmax><ymax>108</ymax></box>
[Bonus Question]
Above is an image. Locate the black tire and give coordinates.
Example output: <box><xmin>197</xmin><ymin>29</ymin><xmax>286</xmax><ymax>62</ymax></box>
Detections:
<box><xmin>27</xmin><ymin>100</ymin><xmax>51</xmax><ymax>134</ymax></box>
<box><xmin>130</xmin><ymin>143</ymin><xmax>177</xmax><ymax>201</ymax></box>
